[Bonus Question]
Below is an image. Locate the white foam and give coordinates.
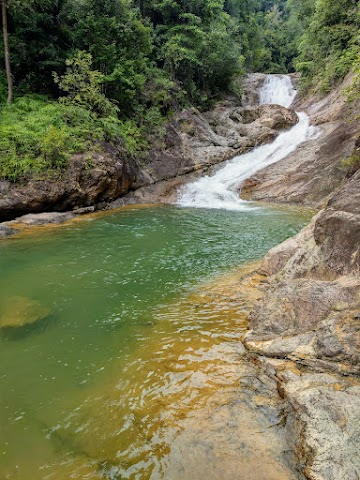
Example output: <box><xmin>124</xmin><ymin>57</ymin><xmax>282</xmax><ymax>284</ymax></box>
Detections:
<box><xmin>259</xmin><ymin>74</ymin><xmax>297</xmax><ymax>108</ymax></box>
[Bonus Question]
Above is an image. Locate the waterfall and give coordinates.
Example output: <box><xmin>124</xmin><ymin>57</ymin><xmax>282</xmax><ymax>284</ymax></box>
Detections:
<box><xmin>176</xmin><ymin>75</ymin><xmax>318</xmax><ymax>211</ymax></box>
<box><xmin>259</xmin><ymin>74</ymin><xmax>297</xmax><ymax>108</ymax></box>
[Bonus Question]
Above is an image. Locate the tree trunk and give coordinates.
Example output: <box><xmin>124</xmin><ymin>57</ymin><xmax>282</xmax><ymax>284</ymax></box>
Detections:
<box><xmin>2</xmin><ymin>0</ymin><xmax>13</xmax><ymax>104</ymax></box>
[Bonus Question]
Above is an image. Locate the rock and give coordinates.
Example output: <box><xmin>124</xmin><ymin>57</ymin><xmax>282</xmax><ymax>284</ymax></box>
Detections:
<box><xmin>0</xmin><ymin>145</ymin><xmax>137</xmax><ymax>222</ymax></box>
<box><xmin>0</xmin><ymin>224</ymin><xmax>17</xmax><ymax>238</ymax></box>
<box><xmin>261</xmin><ymin>236</ymin><xmax>302</xmax><ymax>277</ymax></box>
<box><xmin>0</xmin><ymin>296</ymin><xmax>50</xmax><ymax>329</ymax></box>
<box><xmin>9</xmin><ymin>211</ymin><xmax>75</xmax><ymax>226</ymax></box>
<box><xmin>133</xmin><ymin>101</ymin><xmax>298</xmax><ymax>191</ymax></box>
<box><xmin>312</xmin><ymin>170</ymin><xmax>360</xmax><ymax>276</ymax></box>
<box><xmin>241</xmin><ymin>73</ymin><xmax>267</xmax><ymax>106</ymax></box>
<box><xmin>241</xmin><ymin>73</ymin><xmax>359</xmax><ymax>208</ymax></box>
<box><xmin>246</xmin><ymin>277</ymin><xmax>360</xmax><ymax>341</ymax></box>
<box><xmin>244</xmin><ymin>169</ymin><xmax>360</xmax><ymax>374</ymax></box>
<box><xmin>280</xmin><ymin>371</ymin><xmax>360</xmax><ymax>480</ymax></box>
<box><xmin>0</xmin><ymin>181</ymin><xmax>10</xmax><ymax>193</ymax></box>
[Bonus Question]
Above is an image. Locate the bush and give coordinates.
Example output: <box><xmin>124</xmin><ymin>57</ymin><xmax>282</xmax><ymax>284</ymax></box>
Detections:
<box><xmin>0</xmin><ymin>95</ymin><xmax>141</xmax><ymax>182</ymax></box>
<box><xmin>53</xmin><ymin>51</ymin><xmax>119</xmax><ymax>117</ymax></box>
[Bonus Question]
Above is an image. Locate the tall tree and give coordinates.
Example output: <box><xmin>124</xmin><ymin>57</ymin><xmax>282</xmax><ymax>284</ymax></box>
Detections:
<box><xmin>1</xmin><ymin>0</ymin><xmax>12</xmax><ymax>104</ymax></box>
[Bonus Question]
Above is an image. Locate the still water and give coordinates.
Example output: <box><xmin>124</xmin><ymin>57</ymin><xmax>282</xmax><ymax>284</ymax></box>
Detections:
<box><xmin>0</xmin><ymin>205</ymin><xmax>311</xmax><ymax>479</ymax></box>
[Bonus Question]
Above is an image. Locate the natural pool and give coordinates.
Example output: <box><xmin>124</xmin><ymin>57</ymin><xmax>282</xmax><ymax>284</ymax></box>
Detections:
<box><xmin>0</xmin><ymin>204</ymin><xmax>311</xmax><ymax>479</ymax></box>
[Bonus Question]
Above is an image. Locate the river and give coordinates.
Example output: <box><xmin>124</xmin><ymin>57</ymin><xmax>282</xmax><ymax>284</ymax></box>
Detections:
<box><xmin>0</xmin><ymin>76</ymin><xmax>314</xmax><ymax>480</ymax></box>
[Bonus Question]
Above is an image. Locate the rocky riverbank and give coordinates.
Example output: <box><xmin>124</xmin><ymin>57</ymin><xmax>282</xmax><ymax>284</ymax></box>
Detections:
<box><xmin>242</xmin><ymin>171</ymin><xmax>360</xmax><ymax>478</ymax></box>
<box><xmin>239</xmin><ymin>73</ymin><xmax>360</xmax><ymax>479</ymax></box>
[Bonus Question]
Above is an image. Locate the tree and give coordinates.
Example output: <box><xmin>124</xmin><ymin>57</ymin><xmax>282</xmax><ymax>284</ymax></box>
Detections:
<box><xmin>53</xmin><ymin>51</ymin><xmax>118</xmax><ymax>117</ymax></box>
<box><xmin>1</xmin><ymin>0</ymin><xmax>12</xmax><ymax>104</ymax></box>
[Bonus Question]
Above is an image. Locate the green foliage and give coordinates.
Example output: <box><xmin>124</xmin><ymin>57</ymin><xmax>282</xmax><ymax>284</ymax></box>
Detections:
<box><xmin>0</xmin><ymin>97</ymin><xmax>75</xmax><ymax>181</ymax></box>
<box><xmin>344</xmin><ymin>54</ymin><xmax>360</xmax><ymax>104</ymax></box>
<box><xmin>0</xmin><ymin>95</ymin><xmax>143</xmax><ymax>181</ymax></box>
<box><xmin>342</xmin><ymin>150</ymin><xmax>360</xmax><ymax>176</ymax></box>
<box><xmin>6</xmin><ymin>0</ymin><xmax>70</xmax><ymax>94</ymax></box>
<box><xmin>229</xmin><ymin>74</ymin><xmax>245</xmax><ymax>100</ymax></box>
<box><xmin>295</xmin><ymin>0</ymin><xmax>360</xmax><ymax>93</ymax></box>
<box><xmin>53</xmin><ymin>51</ymin><xmax>119</xmax><ymax>117</ymax></box>
<box><xmin>145</xmin><ymin>0</ymin><xmax>243</xmax><ymax>100</ymax></box>
<box><xmin>0</xmin><ymin>71</ymin><xmax>7</xmax><ymax>104</ymax></box>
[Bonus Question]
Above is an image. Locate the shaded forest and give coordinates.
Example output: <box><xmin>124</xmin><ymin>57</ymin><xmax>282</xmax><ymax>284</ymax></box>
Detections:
<box><xmin>0</xmin><ymin>0</ymin><xmax>359</xmax><ymax>181</ymax></box>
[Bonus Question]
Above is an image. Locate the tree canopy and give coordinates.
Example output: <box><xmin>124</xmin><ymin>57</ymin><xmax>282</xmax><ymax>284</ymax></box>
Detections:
<box><xmin>0</xmin><ymin>0</ymin><xmax>359</xmax><ymax>181</ymax></box>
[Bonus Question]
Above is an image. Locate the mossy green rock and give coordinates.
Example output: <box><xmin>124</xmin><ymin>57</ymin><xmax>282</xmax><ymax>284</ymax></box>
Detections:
<box><xmin>0</xmin><ymin>296</ymin><xmax>50</xmax><ymax>328</ymax></box>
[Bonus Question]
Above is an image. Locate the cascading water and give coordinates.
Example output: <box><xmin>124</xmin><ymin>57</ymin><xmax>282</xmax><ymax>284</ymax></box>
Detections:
<box><xmin>177</xmin><ymin>75</ymin><xmax>318</xmax><ymax>211</ymax></box>
<box><xmin>259</xmin><ymin>74</ymin><xmax>297</xmax><ymax>107</ymax></box>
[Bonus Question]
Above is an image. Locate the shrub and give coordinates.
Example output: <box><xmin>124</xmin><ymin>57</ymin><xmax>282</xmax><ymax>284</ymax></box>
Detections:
<box><xmin>53</xmin><ymin>51</ymin><xmax>119</xmax><ymax>117</ymax></box>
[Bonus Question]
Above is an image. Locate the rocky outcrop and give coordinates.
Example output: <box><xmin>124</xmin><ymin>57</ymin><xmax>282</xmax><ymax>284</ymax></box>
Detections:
<box><xmin>240</xmin><ymin>73</ymin><xmax>267</xmax><ymax>106</ymax></box>
<box><xmin>245</xmin><ymin>170</ymin><xmax>360</xmax><ymax>358</ymax></box>
<box><xmin>133</xmin><ymin>102</ymin><xmax>298</xmax><ymax>189</ymax></box>
<box><xmin>241</xmin><ymin>73</ymin><xmax>359</xmax><ymax>208</ymax></box>
<box><xmin>0</xmin><ymin>145</ymin><xmax>137</xmax><ymax>222</ymax></box>
<box><xmin>259</xmin><ymin>359</ymin><xmax>360</xmax><ymax>480</ymax></box>
<box><xmin>243</xmin><ymin>167</ymin><xmax>360</xmax><ymax>478</ymax></box>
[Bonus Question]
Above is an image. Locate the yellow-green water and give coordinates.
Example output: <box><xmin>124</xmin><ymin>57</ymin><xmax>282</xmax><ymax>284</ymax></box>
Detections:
<box><xmin>0</xmin><ymin>205</ymin><xmax>311</xmax><ymax>479</ymax></box>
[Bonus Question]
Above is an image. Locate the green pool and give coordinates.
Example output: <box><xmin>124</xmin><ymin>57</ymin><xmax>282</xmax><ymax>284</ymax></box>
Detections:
<box><xmin>0</xmin><ymin>204</ymin><xmax>311</xmax><ymax>479</ymax></box>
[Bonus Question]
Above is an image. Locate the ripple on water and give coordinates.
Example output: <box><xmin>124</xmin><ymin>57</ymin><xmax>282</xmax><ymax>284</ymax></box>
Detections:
<box><xmin>38</xmin><ymin>266</ymin><xmax>296</xmax><ymax>480</ymax></box>
<box><xmin>0</xmin><ymin>206</ymin><xmax>312</xmax><ymax>479</ymax></box>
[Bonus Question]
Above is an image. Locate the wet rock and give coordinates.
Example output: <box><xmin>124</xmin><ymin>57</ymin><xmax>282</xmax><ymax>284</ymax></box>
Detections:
<box><xmin>0</xmin><ymin>145</ymin><xmax>137</xmax><ymax>222</ymax></box>
<box><xmin>0</xmin><ymin>224</ymin><xmax>17</xmax><ymax>238</ymax></box>
<box><xmin>241</xmin><ymin>73</ymin><xmax>267</xmax><ymax>107</ymax></box>
<box><xmin>241</xmin><ymin>73</ymin><xmax>359</xmax><ymax>208</ymax></box>
<box><xmin>0</xmin><ymin>296</ymin><xmax>50</xmax><ymax>329</ymax></box>
<box><xmin>9</xmin><ymin>211</ymin><xmax>75</xmax><ymax>226</ymax></box>
<box><xmin>134</xmin><ymin>101</ymin><xmax>298</xmax><ymax>192</ymax></box>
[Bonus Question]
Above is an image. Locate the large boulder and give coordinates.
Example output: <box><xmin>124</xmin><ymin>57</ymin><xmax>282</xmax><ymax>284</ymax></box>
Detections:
<box><xmin>0</xmin><ymin>145</ymin><xmax>137</xmax><ymax>222</ymax></box>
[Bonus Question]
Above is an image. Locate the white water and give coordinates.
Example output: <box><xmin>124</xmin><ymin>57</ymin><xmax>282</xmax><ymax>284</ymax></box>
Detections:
<box><xmin>259</xmin><ymin>74</ymin><xmax>297</xmax><ymax>108</ymax></box>
<box><xmin>177</xmin><ymin>75</ymin><xmax>318</xmax><ymax>211</ymax></box>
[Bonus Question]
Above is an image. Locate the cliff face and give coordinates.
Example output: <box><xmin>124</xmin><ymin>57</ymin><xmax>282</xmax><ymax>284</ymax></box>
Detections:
<box><xmin>242</xmin><ymin>75</ymin><xmax>360</xmax><ymax>480</ymax></box>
